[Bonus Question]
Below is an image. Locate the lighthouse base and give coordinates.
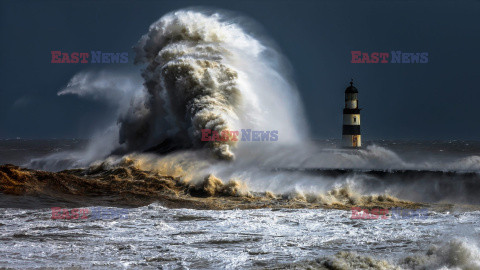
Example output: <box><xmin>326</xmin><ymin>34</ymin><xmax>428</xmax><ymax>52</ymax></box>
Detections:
<box><xmin>342</xmin><ymin>135</ymin><xmax>362</xmax><ymax>148</ymax></box>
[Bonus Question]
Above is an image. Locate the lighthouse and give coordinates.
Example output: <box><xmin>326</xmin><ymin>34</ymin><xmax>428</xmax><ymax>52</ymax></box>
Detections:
<box><xmin>342</xmin><ymin>79</ymin><xmax>362</xmax><ymax>147</ymax></box>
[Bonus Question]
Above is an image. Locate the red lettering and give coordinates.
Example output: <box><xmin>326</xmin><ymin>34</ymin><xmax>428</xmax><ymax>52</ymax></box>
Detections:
<box><xmin>201</xmin><ymin>129</ymin><xmax>211</xmax><ymax>141</ymax></box>
<box><xmin>371</xmin><ymin>52</ymin><xmax>379</xmax><ymax>63</ymax></box>
<box><xmin>212</xmin><ymin>130</ymin><xmax>220</xmax><ymax>141</ymax></box>
<box><xmin>379</xmin><ymin>52</ymin><xmax>389</xmax><ymax>63</ymax></box>
<box><xmin>362</xmin><ymin>209</ymin><xmax>371</xmax><ymax>219</ymax></box>
<box><xmin>79</xmin><ymin>52</ymin><xmax>89</xmax><ymax>63</ymax></box>
<box><xmin>70</xmin><ymin>52</ymin><xmax>79</xmax><ymax>63</ymax></box>
<box><xmin>230</xmin><ymin>131</ymin><xmax>239</xmax><ymax>141</ymax></box>
<box><xmin>379</xmin><ymin>209</ymin><xmax>389</xmax><ymax>219</ymax></box>
<box><xmin>61</xmin><ymin>53</ymin><xmax>70</xmax><ymax>63</ymax></box>
<box><xmin>351</xmin><ymin>51</ymin><xmax>362</xmax><ymax>63</ymax></box>
<box><xmin>351</xmin><ymin>207</ymin><xmax>362</xmax><ymax>219</ymax></box>
<box><xmin>51</xmin><ymin>51</ymin><xmax>62</xmax><ymax>63</ymax></box>
<box><xmin>61</xmin><ymin>209</ymin><xmax>70</xmax><ymax>219</ymax></box>
<box><xmin>51</xmin><ymin>207</ymin><xmax>62</xmax><ymax>219</ymax></box>
<box><xmin>361</xmin><ymin>53</ymin><xmax>371</xmax><ymax>63</ymax></box>
<box><xmin>71</xmin><ymin>208</ymin><xmax>79</xmax><ymax>220</ymax></box>
<box><xmin>220</xmin><ymin>130</ymin><xmax>229</xmax><ymax>142</ymax></box>
<box><xmin>79</xmin><ymin>208</ymin><xmax>89</xmax><ymax>219</ymax></box>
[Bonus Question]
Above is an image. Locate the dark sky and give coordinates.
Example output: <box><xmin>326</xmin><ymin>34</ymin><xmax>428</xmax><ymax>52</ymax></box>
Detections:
<box><xmin>1</xmin><ymin>0</ymin><xmax>479</xmax><ymax>140</ymax></box>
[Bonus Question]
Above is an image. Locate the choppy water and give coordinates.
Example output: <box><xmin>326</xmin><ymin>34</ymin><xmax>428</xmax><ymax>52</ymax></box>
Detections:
<box><xmin>1</xmin><ymin>139</ymin><xmax>480</xmax><ymax>269</ymax></box>
<box><xmin>0</xmin><ymin>204</ymin><xmax>479</xmax><ymax>269</ymax></box>
<box><xmin>0</xmin><ymin>139</ymin><xmax>87</xmax><ymax>166</ymax></box>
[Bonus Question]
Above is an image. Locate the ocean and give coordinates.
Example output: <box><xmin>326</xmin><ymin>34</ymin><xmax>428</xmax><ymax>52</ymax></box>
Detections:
<box><xmin>0</xmin><ymin>139</ymin><xmax>479</xmax><ymax>269</ymax></box>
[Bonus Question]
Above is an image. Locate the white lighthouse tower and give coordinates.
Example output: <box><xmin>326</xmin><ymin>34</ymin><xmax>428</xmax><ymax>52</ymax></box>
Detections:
<box><xmin>342</xmin><ymin>79</ymin><xmax>362</xmax><ymax>147</ymax></box>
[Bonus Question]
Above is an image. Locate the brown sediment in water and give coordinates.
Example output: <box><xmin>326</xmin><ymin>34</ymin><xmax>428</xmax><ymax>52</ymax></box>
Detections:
<box><xmin>0</xmin><ymin>163</ymin><xmax>431</xmax><ymax>210</ymax></box>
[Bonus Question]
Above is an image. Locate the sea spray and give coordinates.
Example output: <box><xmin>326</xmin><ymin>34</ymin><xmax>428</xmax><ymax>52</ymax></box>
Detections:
<box><xmin>29</xmin><ymin>9</ymin><xmax>308</xmax><ymax>170</ymax></box>
<box><xmin>119</xmin><ymin>10</ymin><xmax>308</xmax><ymax>160</ymax></box>
<box><xmin>24</xmin><ymin>10</ymin><xmax>480</xmax><ymax>207</ymax></box>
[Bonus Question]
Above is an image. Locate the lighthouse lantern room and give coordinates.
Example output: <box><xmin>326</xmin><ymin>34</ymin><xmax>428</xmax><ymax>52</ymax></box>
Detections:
<box><xmin>342</xmin><ymin>79</ymin><xmax>362</xmax><ymax>147</ymax></box>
